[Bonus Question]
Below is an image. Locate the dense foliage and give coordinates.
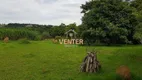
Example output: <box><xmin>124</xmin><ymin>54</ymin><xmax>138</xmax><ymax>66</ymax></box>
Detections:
<box><xmin>80</xmin><ymin>0</ymin><xmax>142</xmax><ymax>45</ymax></box>
<box><xmin>131</xmin><ymin>0</ymin><xmax>142</xmax><ymax>44</ymax></box>
<box><xmin>0</xmin><ymin>28</ymin><xmax>38</xmax><ymax>40</ymax></box>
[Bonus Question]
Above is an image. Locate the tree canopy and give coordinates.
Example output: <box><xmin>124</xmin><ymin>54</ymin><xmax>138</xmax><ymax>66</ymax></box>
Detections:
<box><xmin>80</xmin><ymin>0</ymin><xmax>141</xmax><ymax>45</ymax></box>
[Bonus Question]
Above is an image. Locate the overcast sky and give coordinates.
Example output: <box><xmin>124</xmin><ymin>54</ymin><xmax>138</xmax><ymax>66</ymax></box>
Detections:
<box><xmin>0</xmin><ymin>0</ymin><xmax>88</xmax><ymax>25</ymax></box>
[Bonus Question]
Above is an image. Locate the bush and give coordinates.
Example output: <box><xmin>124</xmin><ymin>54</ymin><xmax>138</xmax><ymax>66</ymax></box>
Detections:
<box><xmin>41</xmin><ymin>32</ymin><xmax>51</xmax><ymax>40</ymax></box>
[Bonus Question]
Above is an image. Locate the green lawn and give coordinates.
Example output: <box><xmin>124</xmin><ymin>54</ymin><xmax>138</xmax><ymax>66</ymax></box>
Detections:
<box><xmin>0</xmin><ymin>41</ymin><xmax>142</xmax><ymax>80</ymax></box>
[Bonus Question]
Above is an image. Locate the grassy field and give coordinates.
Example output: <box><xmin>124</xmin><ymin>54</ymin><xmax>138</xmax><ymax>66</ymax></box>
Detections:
<box><xmin>0</xmin><ymin>40</ymin><xmax>142</xmax><ymax>80</ymax></box>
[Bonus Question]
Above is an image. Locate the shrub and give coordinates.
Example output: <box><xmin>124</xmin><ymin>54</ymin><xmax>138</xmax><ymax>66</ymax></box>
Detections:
<box><xmin>41</xmin><ymin>32</ymin><xmax>51</xmax><ymax>40</ymax></box>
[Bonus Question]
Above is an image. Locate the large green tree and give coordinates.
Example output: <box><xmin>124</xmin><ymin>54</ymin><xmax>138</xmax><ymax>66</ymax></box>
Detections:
<box><xmin>131</xmin><ymin>0</ymin><xmax>142</xmax><ymax>44</ymax></box>
<box><xmin>80</xmin><ymin>0</ymin><xmax>138</xmax><ymax>45</ymax></box>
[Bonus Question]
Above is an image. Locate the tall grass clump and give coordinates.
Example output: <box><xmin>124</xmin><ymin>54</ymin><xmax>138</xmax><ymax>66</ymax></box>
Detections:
<box><xmin>0</xmin><ymin>28</ymin><xmax>39</xmax><ymax>40</ymax></box>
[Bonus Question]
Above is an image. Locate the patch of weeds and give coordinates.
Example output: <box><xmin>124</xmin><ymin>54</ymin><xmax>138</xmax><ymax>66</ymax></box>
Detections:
<box><xmin>40</xmin><ymin>69</ymin><xmax>50</xmax><ymax>74</ymax></box>
<box><xmin>128</xmin><ymin>54</ymin><xmax>142</xmax><ymax>62</ymax></box>
<box><xmin>23</xmin><ymin>53</ymin><xmax>35</xmax><ymax>58</ymax></box>
<box><xmin>19</xmin><ymin>38</ymin><xmax>31</xmax><ymax>44</ymax></box>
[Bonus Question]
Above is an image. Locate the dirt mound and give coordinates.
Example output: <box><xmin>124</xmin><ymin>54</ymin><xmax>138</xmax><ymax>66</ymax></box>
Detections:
<box><xmin>116</xmin><ymin>65</ymin><xmax>131</xmax><ymax>80</ymax></box>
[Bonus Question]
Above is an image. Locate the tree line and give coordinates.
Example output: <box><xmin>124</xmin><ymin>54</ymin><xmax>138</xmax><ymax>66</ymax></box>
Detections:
<box><xmin>0</xmin><ymin>23</ymin><xmax>79</xmax><ymax>40</ymax></box>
